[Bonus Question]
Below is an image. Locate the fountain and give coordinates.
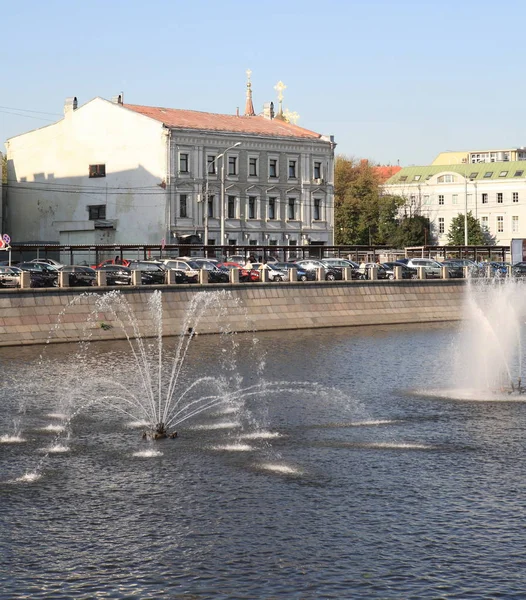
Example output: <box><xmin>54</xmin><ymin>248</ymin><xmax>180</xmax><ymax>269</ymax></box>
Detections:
<box><xmin>2</xmin><ymin>288</ymin><xmax>355</xmax><ymax>482</ymax></box>
<box><xmin>450</xmin><ymin>276</ymin><xmax>526</xmax><ymax>399</ymax></box>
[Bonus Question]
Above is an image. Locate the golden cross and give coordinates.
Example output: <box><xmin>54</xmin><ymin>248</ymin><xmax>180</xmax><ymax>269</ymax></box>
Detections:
<box><xmin>274</xmin><ymin>80</ymin><xmax>286</xmax><ymax>102</ymax></box>
<box><xmin>283</xmin><ymin>109</ymin><xmax>300</xmax><ymax>125</ymax></box>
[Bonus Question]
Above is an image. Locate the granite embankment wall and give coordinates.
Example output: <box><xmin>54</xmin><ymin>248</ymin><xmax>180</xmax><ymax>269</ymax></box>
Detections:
<box><xmin>0</xmin><ymin>280</ymin><xmax>466</xmax><ymax>347</ymax></box>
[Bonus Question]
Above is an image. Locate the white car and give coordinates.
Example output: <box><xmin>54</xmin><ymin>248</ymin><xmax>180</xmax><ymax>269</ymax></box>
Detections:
<box><xmin>0</xmin><ymin>266</ymin><xmax>21</xmax><ymax>288</ymax></box>
<box><xmin>406</xmin><ymin>258</ymin><xmax>442</xmax><ymax>278</ymax></box>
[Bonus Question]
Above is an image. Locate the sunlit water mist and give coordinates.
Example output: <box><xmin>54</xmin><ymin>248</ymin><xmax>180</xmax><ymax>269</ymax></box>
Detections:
<box><xmin>442</xmin><ymin>277</ymin><xmax>526</xmax><ymax>400</ymax></box>
<box><xmin>1</xmin><ymin>289</ymin><xmax>364</xmax><ymax>482</ymax></box>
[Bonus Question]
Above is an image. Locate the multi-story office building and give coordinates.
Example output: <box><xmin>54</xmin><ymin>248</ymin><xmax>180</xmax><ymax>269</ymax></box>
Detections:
<box><xmin>5</xmin><ymin>88</ymin><xmax>335</xmax><ymax>251</ymax></box>
<box><xmin>384</xmin><ymin>150</ymin><xmax>526</xmax><ymax>246</ymax></box>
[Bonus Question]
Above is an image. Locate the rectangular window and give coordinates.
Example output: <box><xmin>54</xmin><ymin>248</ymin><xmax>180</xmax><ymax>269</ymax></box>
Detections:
<box><xmin>248</xmin><ymin>196</ymin><xmax>256</xmax><ymax>219</ymax></box>
<box><xmin>179</xmin><ymin>153</ymin><xmax>189</xmax><ymax>173</ymax></box>
<box><xmin>481</xmin><ymin>216</ymin><xmax>489</xmax><ymax>231</ymax></box>
<box><xmin>89</xmin><ymin>164</ymin><xmax>106</xmax><ymax>178</ymax></box>
<box><xmin>313</xmin><ymin>198</ymin><xmax>321</xmax><ymax>221</ymax></box>
<box><xmin>288</xmin><ymin>197</ymin><xmax>296</xmax><ymax>220</ymax></box>
<box><xmin>288</xmin><ymin>160</ymin><xmax>297</xmax><ymax>179</ymax></box>
<box><xmin>314</xmin><ymin>162</ymin><xmax>322</xmax><ymax>179</ymax></box>
<box><xmin>228</xmin><ymin>156</ymin><xmax>237</xmax><ymax>176</ymax></box>
<box><xmin>438</xmin><ymin>195</ymin><xmax>444</xmax><ymax>205</ymax></box>
<box><xmin>482</xmin><ymin>193</ymin><xmax>488</xmax><ymax>204</ymax></box>
<box><xmin>268</xmin><ymin>197</ymin><xmax>276</xmax><ymax>220</ymax></box>
<box><xmin>484</xmin><ymin>171</ymin><xmax>493</xmax><ymax>178</ymax></box>
<box><xmin>499</xmin><ymin>171</ymin><xmax>508</xmax><ymax>177</ymax></box>
<box><xmin>207</xmin><ymin>195</ymin><xmax>214</xmax><ymax>218</ymax></box>
<box><xmin>513</xmin><ymin>192</ymin><xmax>519</xmax><ymax>202</ymax></box>
<box><xmin>497</xmin><ymin>215</ymin><xmax>504</xmax><ymax>233</ymax></box>
<box><xmin>207</xmin><ymin>155</ymin><xmax>216</xmax><ymax>174</ymax></box>
<box><xmin>513</xmin><ymin>216</ymin><xmax>519</xmax><ymax>233</ymax></box>
<box><xmin>179</xmin><ymin>194</ymin><xmax>187</xmax><ymax>218</ymax></box>
<box><xmin>423</xmin><ymin>195</ymin><xmax>430</xmax><ymax>205</ymax></box>
<box><xmin>249</xmin><ymin>157</ymin><xmax>258</xmax><ymax>177</ymax></box>
<box><xmin>452</xmin><ymin>194</ymin><xmax>458</xmax><ymax>205</ymax></box>
<box><xmin>413</xmin><ymin>175</ymin><xmax>421</xmax><ymax>181</ymax></box>
<box><xmin>438</xmin><ymin>217</ymin><xmax>445</xmax><ymax>234</ymax></box>
<box><xmin>269</xmin><ymin>159</ymin><xmax>278</xmax><ymax>178</ymax></box>
<box><xmin>269</xmin><ymin>239</ymin><xmax>278</xmax><ymax>246</ymax></box>
<box><xmin>514</xmin><ymin>170</ymin><xmax>524</xmax><ymax>177</ymax></box>
<box><xmin>227</xmin><ymin>195</ymin><xmax>236</xmax><ymax>218</ymax></box>
<box><xmin>88</xmin><ymin>204</ymin><xmax>106</xmax><ymax>219</ymax></box>
<box><xmin>497</xmin><ymin>193</ymin><xmax>503</xmax><ymax>203</ymax></box>
<box><xmin>469</xmin><ymin>172</ymin><xmax>478</xmax><ymax>179</ymax></box>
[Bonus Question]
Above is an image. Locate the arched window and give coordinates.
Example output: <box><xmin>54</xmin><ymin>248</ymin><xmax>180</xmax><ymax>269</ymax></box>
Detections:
<box><xmin>437</xmin><ymin>174</ymin><xmax>455</xmax><ymax>183</ymax></box>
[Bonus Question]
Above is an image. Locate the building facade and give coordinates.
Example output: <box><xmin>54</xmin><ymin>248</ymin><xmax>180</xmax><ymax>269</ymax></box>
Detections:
<box><xmin>384</xmin><ymin>155</ymin><xmax>526</xmax><ymax>246</ymax></box>
<box><xmin>5</xmin><ymin>94</ymin><xmax>335</xmax><ymax>250</ymax></box>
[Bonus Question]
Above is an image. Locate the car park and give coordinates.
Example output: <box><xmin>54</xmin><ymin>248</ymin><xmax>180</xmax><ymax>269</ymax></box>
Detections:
<box><xmin>405</xmin><ymin>258</ymin><xmax>443</xmax><ymax>279</ymax></box>
<box><xmin>323</xmin><ymin>258</ymin><xmax>361</xmax><ymax>279</ymax></box>
<box><xmin>382</xmin><ymin>262</ymin><xmax>417</xmax><ymax>280</ymax></box>
<box><xmin>191</xmin><ymin>259</ymin><xmax>230</xmax><ymax>283</ymax></box>
<box><xmin>273</xmin><ymin>262</ymin><xmax>314</xmax><ymax>281</ymax></box>
<box><xmin>127</xmin><ymin>261</ymin><xmax>168</xmax><ymax>285</ymax></box>
<box><xmin>95</xmin><ymin>264</ymin><xmax>132</xmax><ymax>285</ymax></box>
<box><xmin>0</xmin><ymin>266</ymin><xmax>21</xmax><ymax>288</ymax></box>
<box><xmin>442</xmin><ymin>259</ymin><xmax>479</xmax><ymax>277</ymax></box>
<box><xmin>160</xmin><ymin>259</ymin><xmax>199</xmax><ymax>283</ymax></box>
<box><xmin>294</xmin><ymin>259</ymin><xmax>341</xmax><ymax>281</ymax></box>
<box><xmin>247</xmin><ymin>263</ymin><xmax>288</xmax><ymax>282</ymax></box>
<box><xmin>29</xmin><ymin>258</ymin><xmax>65</xmax><ymax>268</ymax></box>
<box><xmin>58</xmin><ymin>265</ymin><xmax>97</xmax><ymax>286</ymax></box>
<box><xmin>17</xmin><ymin>262</ymin><xmax>59</xmax><ymax>287</ymax></box>
<box><xmin>357</xmin><ymin>262</ymin><xmax>388</xmax><ymax>280</ymax></box>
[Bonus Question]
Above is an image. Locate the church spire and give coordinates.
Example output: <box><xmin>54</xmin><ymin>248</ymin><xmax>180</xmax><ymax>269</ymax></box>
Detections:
<box><xmin>244</xmin><ymin>69</ymin><xmax>255</xmax><ymax>117</ymax></box>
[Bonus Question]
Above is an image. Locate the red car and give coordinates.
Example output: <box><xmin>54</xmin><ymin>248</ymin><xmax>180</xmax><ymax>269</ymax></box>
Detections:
<box><xmin>217</xmin><ymin>261</ymin><xmax>252</xmax><ymax>282</ymax></box>
<box><xmin>91</xmin><ymin>258</ymin><xmax>131</xmax><ymax>269</ymax></box>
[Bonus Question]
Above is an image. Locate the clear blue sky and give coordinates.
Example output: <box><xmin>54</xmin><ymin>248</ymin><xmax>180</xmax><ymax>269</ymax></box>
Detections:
<box><xmin>2</xmin><ymin>0</ymin><xmax>525</xmax><ymax>166</ymax></box>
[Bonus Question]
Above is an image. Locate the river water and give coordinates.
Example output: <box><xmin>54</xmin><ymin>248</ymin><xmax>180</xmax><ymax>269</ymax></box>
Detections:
<box><xmin>1</xmin><ymin>323</ymin><xmax>526</xmax><ymax>599</ymax></box>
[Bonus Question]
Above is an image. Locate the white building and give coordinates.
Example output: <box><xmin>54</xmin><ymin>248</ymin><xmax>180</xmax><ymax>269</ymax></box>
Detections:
<box><xmin>384</xmin><ymin>154</ymin><xmax>526</xmax><ymax>246</ymax></box>
<box><xmin>5</xmin><ymin>88</ymin><xmax>335</xmax><ymax>251</ymax></box>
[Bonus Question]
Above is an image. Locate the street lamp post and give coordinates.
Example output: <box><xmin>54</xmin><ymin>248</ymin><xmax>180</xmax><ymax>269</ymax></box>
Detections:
<box><xmin>204</xmin><ymin>142</ymin><xmax>241</xmax><ymax>253</ymax></box>
<box><xmin>464</xmin><ymin>173</ymin><xmax>468</xmax><ymax>246</ymax></box>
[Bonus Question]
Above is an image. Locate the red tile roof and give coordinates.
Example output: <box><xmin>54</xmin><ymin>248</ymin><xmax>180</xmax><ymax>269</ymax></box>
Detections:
<box><xmin>124</xmin><ymin>104</ymin><xmax>323</xmax><ymax>139</ymax></box>
<box><xmin>373</xmin><ymin>165</ymin><xmax>402</xmax><ymax>182</ymax></box>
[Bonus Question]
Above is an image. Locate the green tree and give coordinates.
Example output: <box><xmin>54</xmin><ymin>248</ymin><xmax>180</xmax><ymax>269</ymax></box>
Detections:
<box><xmin>388</xmin><ymin>214</ymin><xmax>431</xmax><ymax>248</ymax></box>
<box><xmin>446</xmin><ymin>211</ymin><xmax>487</xmax><ymax>245</ymax></box>
<box><xmin>334</xmin><ymin>156</ymin><xmax>403</xmax><ymax>245</ymax></box>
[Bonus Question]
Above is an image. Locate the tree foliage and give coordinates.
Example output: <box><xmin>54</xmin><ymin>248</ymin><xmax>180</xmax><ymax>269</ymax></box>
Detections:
<box><xmin>334</xmin><ymin>156</ymin><xmax>430</xmax><ymax>247</ymax></box>
<box><xmin>446</xmin><ymin>211</ymin><xmax>488</xmax><ymax>245</ymax></box>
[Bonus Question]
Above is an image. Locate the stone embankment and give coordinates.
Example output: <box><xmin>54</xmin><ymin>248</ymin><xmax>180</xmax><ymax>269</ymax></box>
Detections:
<box><xmin>0</xmin><ymin>279</ymin><xmax>466</xmax><ymax>347</ymax></box>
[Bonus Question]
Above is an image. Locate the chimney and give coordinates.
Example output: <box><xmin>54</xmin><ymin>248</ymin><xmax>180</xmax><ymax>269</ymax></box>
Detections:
<box><xmin>262</xmin><ymin>101</ymin><xmax>275</xmax><ymax>120</ymax></box>
<box><xmin>111</xmin><ymin>93</ymin><xmax>124</xmax><ymax>105</ymax></box>
<box><xmin>64</xmin><ymin>96</ymin><xmax>78</xmax><ymax>116</ymax></box>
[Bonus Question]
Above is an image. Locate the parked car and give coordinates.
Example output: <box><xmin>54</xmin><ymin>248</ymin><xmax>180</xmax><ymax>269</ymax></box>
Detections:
<box><xmin>382</xmin><ymin>262</ymin><xmax>417</xmax><ymax>280</ymax></box>
<box><xmin>28</xmin><ymin>258</ymin><xmax>65</xmax><ymax>268</ymax></box>
<box><xmin>91</xmin><ymin>258</ymin><xmax>131</xmax><ymax>269</ymax></box>
<box><xmin>58</xmin><ymin>265</ymin><xmax>97</xmax><ymax>286</ymax></box>
<box><xmin>160</xmin><ymin>259</ymin><xmax>199</xmax><ymax>283</ymax></box>
<box><xmin>17</xmin><ymin>262</ymin><xmax>59</xmax><ymax>287</ymax></box>
<box><xmin>247</xmin><ymin>263</ymin><xmax>288</xmax><ymax>282</ymax></box>
<box><xmin>512</xmin><ymin>262</ymin><xmax>526</xmax><ymax>277</ymax></box>
<box><xmin>95</xmin><ymin>264</ymin><xmax>132</xmax><ymax>285</ymax></box>
<box><xmin>323</xmin><ymin>258</ymin><xmax>361</xmax><ymax>279</ymax></box>
<box><xmin>273</xmin><ymin>262</ymin><xmax>315</xmax><ymax>282</ymax></box>
<box><xmin>294</xmin><ymin>259</ymin><xmax>341</xmax><ymax>281</ymax></box>
<box><xmin>442</xmin><ymin>259</ymin><xmax>479</xmax><ymax>277</ymax></box>
<box><xmin>357</xmin><ymin>262</ymin><xmax>388</xmax><ymax>280</ymax></box>
<box><xmin>126</xmin><ymin>261</ymin><xmax>168</xmax><ymax>285</ymax></box>
<box><xmin>216</xmin><ymin>261</ymin><xmax>252</xmax><ymax>282</ymax></box>
<box><xmin>405</xmin><ymin>258</ymin><xmax>443</xmax><ymax>279</ymax></box>
<box><xmin>0</xmin><ymin>266</ymin><xmax>21</xmax><ymax>288</ymax></box>
<box><xmin>192</xmin><ymin>259</ymin><xmax>230</xmax><ymax>283</ymax></box>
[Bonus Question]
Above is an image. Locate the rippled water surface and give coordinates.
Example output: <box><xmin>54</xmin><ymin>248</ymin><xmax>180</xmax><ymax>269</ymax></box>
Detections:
<box><xmin>2</xmin><ymin>323</ymin><xmax>526</xmax><ymax>598</ymax></box>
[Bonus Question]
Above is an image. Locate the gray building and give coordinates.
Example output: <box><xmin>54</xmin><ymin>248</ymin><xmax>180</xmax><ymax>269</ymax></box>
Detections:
<box><xmin>6</xmin><ymin>83</ymin><xmax>335</xmax><ymax>251</ymax></box>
